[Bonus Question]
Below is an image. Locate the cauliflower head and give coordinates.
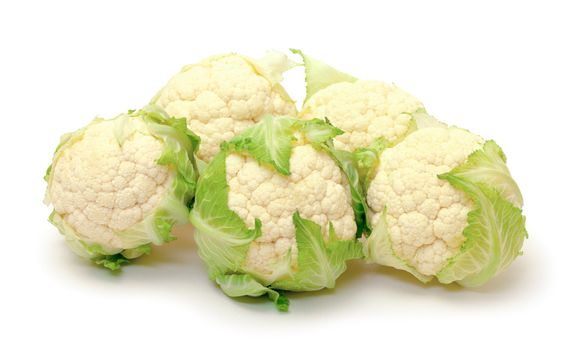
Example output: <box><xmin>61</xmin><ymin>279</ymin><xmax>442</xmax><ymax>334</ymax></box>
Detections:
<box><xmin>294</xmin><ymin>50</ymin><xmax>437</xmax><ymax>151</ymax></box>
<box><xmin>44</xmin><ymin>106</ymin><xmax>199</xmax><ymax>270</ymax></box>
<box><xmin>365</xmin><ymin>126</ymin><xmax>527</xmax><ymax>286</ymax></box>
<box><xmin>152</xmin><ymin>52</ymin><xmax>297</xmax><ymax>163</ymax></box>
<box><xmin>190</xmin><ymin>116</ymin><xmax>365</xmax><ymax>310</ymax></box>
<box><xmin>227</xmin><ymin>144</ymin><xmax>356</xmax><ymax>279</ymax></box>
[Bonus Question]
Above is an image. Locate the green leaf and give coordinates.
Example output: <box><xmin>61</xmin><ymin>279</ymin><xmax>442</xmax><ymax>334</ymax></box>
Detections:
<box><xmin>195</xmin><ymin>158</ymin><xmax>208</xmax><ymax>176</ymax></box>
<box><xmin>190</xmin><ymin>152</ymin><xmax>261</xmax><ymax>279</ymax></box>
<box><xmin>295</xmin><ymin>118</ymin><xmax>344</xmax><ymax>144</ymax></box>
<box><xmin>436</xmin><ymin>177</ymin><xmax>527</xmax><ymax>287</ymax></box>
<box><xmin>43</xmin><ymin>164</ymin><xmax>52</xmax><ymax>182</ymax></box>
<box><xmin>216</xmin><ymin>274</ymin><xmax>289</xmax><ymax>312</ymax></box>
<box><xmin>143</xmin><ymin>104</ymin><xmax>201</xmax><ymax>155</ymax></box>
<box><xmin>291</xmin><ymin>49</ymin><xmax>358</xmax><ymax>105</ymax></box>
<box><xmin>122</xmin><ymin>244</ymin><xmax>152</xmax><ymax>259</ymax></box>
<box><xmin>227</xmin><ymin>116</ymin><xmax>296</xmax><ymax>175</ymax></box>
<box><xmin>410</xmin><ymin>109</ymin><xmax>447</xmax><ymax>129</ymax></box>
<box><xmin>322</xmin><ymin>146</ymin><xmax>369</xmax><ymax>238</ymax></box>
<box><xmin>364</xmin><ymin>208</ymin><xmax>432</xmax><ymax>283</ymax></box>
<box><xmin>353</xmin><ymin>137</ymin><xmax>389</xmax><ymax>194</ymax></box>
<box><xmin>442</xmin><ymin>140</ymin><xmax>523</xmax><ymax>208</ymax></box>
<box><xmin>271</xmin><ymin>212</ymin><xmax>363</xmax><ymax>291</ymax></box>
<box><xmin>94</xmin><ymin>254</ymin><xmax>129</xmax><ymax>271</ymax></box>
<box><xmin>436</xmin><ymin>141</ymin><xmax>527</xmax><ymax>286</ymax></box>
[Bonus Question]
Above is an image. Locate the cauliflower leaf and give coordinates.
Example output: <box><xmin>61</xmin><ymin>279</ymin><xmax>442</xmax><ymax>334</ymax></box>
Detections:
<box><xmin>437</xmin><ymin>141</ymin><xmax>527</xmax><ymax>286</ymax></box>
<box><xmin>216</xmin><ymin>274</ymin><xmax>289</xmax><ymax>312</ymax></box>
<box><xmin>190</xmin><ymin>152</ymin><xmax>262</xmax><ymax>279</ymax></box>
<box><xmin>296</xmin><ymin>117</ymin><xmax>344</xmax><ymax>144</ymax></box>
<box><xmin>323</xmin><ymin>146</ymin><xmax>369</xmax><ymax>237</ymax></box>
<box><xmin>272</xmin><ymin>213</ymin><xmax>363</xmax><ymax>291</ymax></box>
<box><xmin>291</xmin><ymin>49</ymin><xmax>357</xmax><ymax>104</ymax></box>
<box><xmin>440</xmin><ymin>141</ymin><xmax>523</xmax><ymax>208</ymax></box>
<box><xmin>226</xmin><ymin>116</ymin><xmax>297</xmax><ymax>175</ymax></box>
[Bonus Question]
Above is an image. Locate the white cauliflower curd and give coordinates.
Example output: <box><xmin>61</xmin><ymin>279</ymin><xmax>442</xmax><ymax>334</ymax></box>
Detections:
<box><xmin>226</xmin><ymin>144</ymin><xmax>356</xmax><ymax>279</ymax></box>
<box><xmin>293</xmin><ymin>50</ymin><xmax>434</xmax><ymax>151</ymax></box>
<box><xmin>302</xmin><ymin>80</ymin><xmax>424</xmax><ymax>150</ymax></box>
<box><xmin>152</xmin><ymin>52</ymin><xmax>297</xmax><ymax>163</ymax></box>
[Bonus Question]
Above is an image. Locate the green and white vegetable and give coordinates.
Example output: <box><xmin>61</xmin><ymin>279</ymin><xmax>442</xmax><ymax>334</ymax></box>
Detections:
<box><xmin>44</xmin><ymin>105</ymin><xmax>199</xmax><ymax>270</ymax></box>
<box><xmin>190</xmin><ymin>116</ymin><xmax>365</xmax><ymax>310</ymax></box>
<box><xmin>43</xmin><ymin>49</ymin><xmax>530</xmax><ymax>311</ymax></box>
<box><xmin>364</xmin><ymin>126</ymin><xmax>527</xmax><ymax>286</ymax></box>
<box><xmin>294</xmin><ymin>49</ymin><xmax>443</xmax><ymax>151</ymax></box>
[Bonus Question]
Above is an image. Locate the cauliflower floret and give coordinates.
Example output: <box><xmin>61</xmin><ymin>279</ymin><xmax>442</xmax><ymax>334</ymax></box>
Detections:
<box><xmin>301</xmin><ymin>81</ymin><xmax>423</xmax><ymax>151</ymax></box>
<box><xmin>367</xmin><ymin>127</ymin><xmax>484</xmax><ymax>275</ymax></box>
<box><xmin>49</xmin><ymin>118</ymin><xmax>173</xmax><ymax>250</ymax></box>
<box><xmin>154</xmin><ymin>54</ymin><xmax>297</xmax><ymax>162</ymax></box>
<box><xmin>226</xmin><ymin>145</ymin><xmax>356</xmax><ymax>277</ymax></box>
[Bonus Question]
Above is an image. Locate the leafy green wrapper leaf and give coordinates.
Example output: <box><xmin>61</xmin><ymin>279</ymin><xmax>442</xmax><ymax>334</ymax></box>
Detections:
<box><xmin>353</xmin><ymin>137</ymin><xmax>389</xmax><ymax>194</ymax></box>
<box><xmin>322</xmin><ymin>147</ymin><xmax>369</xmax><ymax>238</ymax></box>
<box><xmin>437</xmin><ymin>178</ymin><xmax>527</xmax><ymax>286</ymax></box>
<box><xmin>227</xmin><ymin>116</ymin><xmax>296</xmax><ymax>175</ymax></box>
<box><xmin>291</xmin><ymin>49</ymin><xmax>357</xmax><ymax>105</ymax></box>
<box><xmin>436</xmin><ymin>141</ymin><xmax>527</xmax><ymax>286</ymax></box>
<box><xmin>216</xmin><ymin>274</ymin><xmax>289</xmax><ymax>312</ymax></box>
<box><xmin>190</xmin><ymin>153</ymin><xmax>261</xmax><ymax>279</ymax></box>
<box><xmin>94</xmin><ymin>255</ymin><xmax>130</xmax><ymax>271</ymax></box>
<box><xmin>441</xmin><ymin>141</ymin><xmax>523</xmax><ymax>208</ymax></box>
<box><xmin>271</xmin><ymin>212</ymin><xmax>363</xmax><ymax>291</ymax></box>
<box><xmin>295</xmin><ymin>118</ymin><xmax>344</xmax><ymax>144</ymax></box>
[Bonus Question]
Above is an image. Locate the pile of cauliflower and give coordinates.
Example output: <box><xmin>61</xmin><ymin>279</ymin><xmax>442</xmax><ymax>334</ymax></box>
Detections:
<box><xmin>44</xmin><ymin>50</ymin><xmax>527</xmax><ymax>311</ymax></box>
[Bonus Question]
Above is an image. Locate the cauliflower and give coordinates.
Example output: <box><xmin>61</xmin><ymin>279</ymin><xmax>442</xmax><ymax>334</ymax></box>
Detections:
<box><xmin>189</xmin><ymin>116</ymin><xmax>365</xmax><ymax>310</ymax></box>
<box><xmin>365</xmin><ymin>126</ymin><xmax>527</xmax><ymax>286</ymax></box>
<box><xmin>151</xmin><ymin>51</ymin><xmax>297</xmax><ymax>163</ymax></box>
<box><xmin>44</xmin><ymin>106</ymin><xmax>199</xmax><ymax>270</ymax></box>
<box><xmin>294</xmin><ymin>50</ymin><xmax>439</xmax><ymax>151</ymax></box>
<box><xmin>226</xmin><ymin>145</ymin><xmax>357</xmax><ymax>277</ymax></box>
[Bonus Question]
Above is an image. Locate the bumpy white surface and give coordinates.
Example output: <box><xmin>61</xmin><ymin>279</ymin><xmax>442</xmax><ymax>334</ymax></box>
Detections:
<box><xmin>154</xmin><ymin>54</ymin><xmax>297</xmax><ymax>162</ymax></box>
<box><xmin>49</xmin><ymin>119</ymin><xmax>173</xmax><ymax>249</ymax></box>
<box><xmin>301</xmin><ymin>81</ymin><xmax>424</xmax><ymax>151</ymax></box>
<box><xmin>367</xmin><ymin>127</ymin><xmax>484</xmax><ymax>275</ymax></box>
<box><xmin>225</xmin><ymin>145</ymin><xmax>356</xmax><ymax>276</ymax></box>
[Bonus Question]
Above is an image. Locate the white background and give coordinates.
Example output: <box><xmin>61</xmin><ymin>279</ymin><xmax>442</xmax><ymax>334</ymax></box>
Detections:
<box><xmin>1</xmin><ymin>0</ymin><xmax>569</xmax><ymax>349</ymax></box>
